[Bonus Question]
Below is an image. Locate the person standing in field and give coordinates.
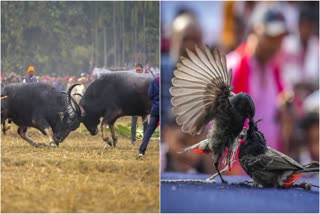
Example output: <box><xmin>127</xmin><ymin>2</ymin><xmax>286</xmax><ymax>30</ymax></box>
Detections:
<box><xmin>138</xmin><ymin>76</ymin><xmax>159</xmax><ymax>158</ymax></box>
<box><xmin>131</xmin><ymin>64</ymin><xmax>149</xmax><ymax>145</ymax></box>
<box><xmin>23</xmin><ymin>66</ymin><xmax>38</xmax><ymax>83</ymax></box>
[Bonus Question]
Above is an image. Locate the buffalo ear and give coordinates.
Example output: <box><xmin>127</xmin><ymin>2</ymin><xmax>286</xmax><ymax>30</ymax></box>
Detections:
<box><xmin>58</xmin><ymin>112</ymin><xmax>64</xmax><ymax>120</ymax></box>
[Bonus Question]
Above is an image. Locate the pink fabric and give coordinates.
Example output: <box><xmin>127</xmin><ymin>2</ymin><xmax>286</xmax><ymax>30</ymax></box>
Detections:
<box><xmin>248</xmin><ymin>58</ymin><xmax>281</xmax><ymax>151</ymax></box>
<box><xmin>227</xmin><ymin>44</ymin><xmax>283</xmax><ymax>151</ymax></box>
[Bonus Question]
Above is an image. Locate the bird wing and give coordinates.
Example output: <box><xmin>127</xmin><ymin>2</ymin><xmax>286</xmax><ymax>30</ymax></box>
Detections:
<box><xmin>240</xmin><ymin>148</ymin><xmax>304</xmax><ymax>172</ymax></box>
<box><xmin>170</xmin><ymin>46</ymin><xmax>233</xmax><ymax>135</ymax></box>
<box><xmin>267</xmin><ymin>147</ymin><xmax>304</xmax><ymax>169</ymax></box>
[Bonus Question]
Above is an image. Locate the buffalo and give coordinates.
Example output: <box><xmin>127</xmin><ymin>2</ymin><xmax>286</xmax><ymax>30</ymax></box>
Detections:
<box><xmin>73</xmin><ymin>71</ymin><xmax>152</xmax><ymax>147</ymax></box>
<box><xmin>1</xmin><ymin>83</ymin><xmax>81</xmax><ymax>147</ymax></box>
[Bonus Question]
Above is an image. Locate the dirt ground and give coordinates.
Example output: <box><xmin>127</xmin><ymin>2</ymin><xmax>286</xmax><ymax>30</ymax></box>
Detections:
<box><xmin>1</xmin><ymin>117</ymin><xmax>159</xmax><ymax>212</ymax></box>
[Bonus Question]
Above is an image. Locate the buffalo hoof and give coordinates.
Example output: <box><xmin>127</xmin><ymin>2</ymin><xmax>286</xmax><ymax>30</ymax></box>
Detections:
<box><xmin>112</xmin><ymin>136</ymin><xmax>118</xmax><ymax>147</ymax></box>
<box><xmin>108</xmin><ymin>140</ymin><xmax>115</xmax><ymax>147</ymax></box>
<box><xmin>112</xmin><ymin>140</ymin><xmax>117</xmax><ymax>147</ymax></box>
<box><xmin>50</xmin><ymin>142</ymin><xmax>59</xmax><ymax>148</ymax></box>
<box><xmin>2</xmin><ymin>126</ymin><xmax>10</xmax><ymax>134</ymax></box>
<box><xmin>102</xmin><ymin>137</ymin><xmax>116</xmax><ymax>148</ymax></box>
<box><xmin>104</xmin><ymin>137</ymin><xmax>113</xmax><ymax>147</ymax></box>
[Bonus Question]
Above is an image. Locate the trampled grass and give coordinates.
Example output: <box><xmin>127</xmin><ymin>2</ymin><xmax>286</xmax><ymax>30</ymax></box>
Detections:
<box><xmin>1</xmin><ymin>117</ymin><xmax>159</xmax><ymax>213</ymax></box>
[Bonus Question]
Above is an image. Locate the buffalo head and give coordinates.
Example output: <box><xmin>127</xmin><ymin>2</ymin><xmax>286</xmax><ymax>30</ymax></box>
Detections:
<box><xmin>54</xmin><ymin>84</ymin><xmax>81</xmax><ymax>143</ymax></box>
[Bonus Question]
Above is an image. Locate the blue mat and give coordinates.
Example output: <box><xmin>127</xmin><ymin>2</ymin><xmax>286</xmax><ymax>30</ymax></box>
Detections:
<box><xmin>161</xmin><ymin>172</ymin><xmax>319</xmax><ymax>213</ymax></box>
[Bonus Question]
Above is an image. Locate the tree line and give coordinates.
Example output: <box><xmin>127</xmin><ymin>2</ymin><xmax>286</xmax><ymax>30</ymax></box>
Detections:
<box><xmin>1</xmin><ymin>1</ymin><xmax>159</xmax><ymax>76</ymax></box>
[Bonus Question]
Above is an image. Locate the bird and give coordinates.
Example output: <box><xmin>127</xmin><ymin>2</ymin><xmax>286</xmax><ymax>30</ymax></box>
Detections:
<box><xmin>170</xmin><ymin>46</ymin><xmax>255</xmax><ymax>183</ymax></box>
<box><xmin>239</xmin><ymin>118</ymin><xmax>319</xmax><ymax>189</ymax></box>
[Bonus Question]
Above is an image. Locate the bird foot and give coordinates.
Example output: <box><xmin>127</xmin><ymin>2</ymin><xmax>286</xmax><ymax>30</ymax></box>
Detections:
<box><xmin>232</xmin><ymin>180</ymin><xmax>253</xmax><ymax>187</ymax></box>
<box><xmin>292</xmin><ymin>182</ymin><xmax>313</xmax><ymax>191</ymax></box>
<box><xmin>221</xmin><ymin>179</ymin><xmax>228</xmax><ymax>184</ymax></box>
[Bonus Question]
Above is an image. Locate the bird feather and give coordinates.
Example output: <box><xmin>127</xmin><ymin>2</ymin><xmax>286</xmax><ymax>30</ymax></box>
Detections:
<box><xmin>170</xmin><ymin>46</ymin><xmax>232</xmax><ymax>135</ymax></box>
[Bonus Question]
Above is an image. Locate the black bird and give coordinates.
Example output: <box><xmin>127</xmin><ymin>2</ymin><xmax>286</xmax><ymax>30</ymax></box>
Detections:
<box><xmin>170</xmin><ymin>46</ymin><xmax>255</xmax><ymax>183</ymax></box>
<box><xmin>239</xmin><ymin>118</ymin><xmax>319</xmax><ymax>188</ymax></box>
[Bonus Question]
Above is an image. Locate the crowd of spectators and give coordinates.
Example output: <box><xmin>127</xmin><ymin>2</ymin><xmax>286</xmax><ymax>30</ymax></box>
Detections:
<box><xmin>1</xmin><ymin>70</ymin><xmax>96</xmax><ymax>91</ymax></box>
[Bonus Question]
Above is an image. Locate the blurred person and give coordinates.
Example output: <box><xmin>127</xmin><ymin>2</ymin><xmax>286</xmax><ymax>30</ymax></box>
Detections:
<box><xmin>7</xmin><ymin>72</ymin><xmax>20</xmax><ymax>83</ymax></box>
<box><xmin>161</xmin><ymin>115</ymin><xmax>214</xmax><ymax>174</ymax></box>
<box><xmin>161</xmin><ymin>10</ymin><xmax>203</xmax><ymax>127</ymax></box>
<box><xmin>66</xmin><ymin>76</ymin><xmax>77</xmax><ymax>90</ymax></box>
<box><xmin>56</xmin><ymin>76</ymin><xmax>66</xmax><ymax>91</ymax></box>
<box><xmin>303</xmin><ymin>90</ymin><xmax>319</xmax><ymax>115</ymax></box>
<box><xmin>51</xmin><ymin>73</ymin><xmax>60</xmax><ymax>90</ymax></box>
<box><xmin>35</xmin><ymin>75</ymin><xmax>40</xmax><ymax>82</ymax></box>
<box><xmin>39</xmin><ymin>74</ymin><xmax>51</xmax><ymax>84</ymax></box>
<box><xmin>233</xmin><ymin>2</ymin><xmax>257</xmax><ymax>49</ymax></box>
<box><xmin>23</xmin><ymin>66</ymin><xmax>38</xmax><ymax>83</ymax></box>
<box><xmin>138</xmin><ymin>76</ymin><xmax>159</xmax><ymax>158</ymax></box>
<box><xmin>298</xmin><ymin>90</ymin><xmax>319</xmax><ymax>165</ymax></box>
<box><xmin>280</xmin><ymin>6</ymin><xmax>319</xmax><ymax>92</ymax></box>
<box><xmin>135</xmin><ymin>63</ymin><xmax>143</xmax><ymax>74</ymax></box>
<box><xmin>299</xmin><ymin>112</ymin><xmax>319</xmax><ymax>166</ymax></box>
<box><xmin>161</xmin><ymin>10</ymin><xmax>218</xmax><ymax>174</ymax></box>
<box><xmin>1</xmin><ymin>74</ymin><xmax>7</xmax><ymax>87</ymax></box>
<box><xmin>131</xmin><ymin>63</ymin><xmax>148</xmax><ymax>145</ymax></box>
<box><xmin>221</xmin><ymin>1</ymin><xmax>238</xmax><ymax>52</ymax></box>
<box><xmin>276</xmin><ymin>5</ymin><xmax>319</xmax><ymax>158</ymax></box>
<box><xmin>227</xmin><ymin>5</ymin><xmax>288</xmax><ymax>152</ymax></box>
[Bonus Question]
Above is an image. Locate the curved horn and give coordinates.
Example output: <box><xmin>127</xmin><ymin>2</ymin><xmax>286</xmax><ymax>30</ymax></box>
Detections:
<box><xmin>67</xmin><ymin>84</ymin><xmax>80</xmax><ymax>104</ymax></box>
<box><xmin>73</xmin><ymin>93</ymin><xmax>83</xmax><ymax>98</ymax></box>
<box><xmin>70</xmin><ymin>96</ymin><xmax>82</xmax><ymax>117</ymax></box>
<box><xmin>66</xmin><ymin>84</ymin><xmax>84</xmax><ymax>118</ymax></box>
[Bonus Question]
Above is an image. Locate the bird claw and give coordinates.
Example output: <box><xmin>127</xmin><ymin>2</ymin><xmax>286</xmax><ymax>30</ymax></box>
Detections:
<box><xmin>292</xmin><ymin>182</ymin><xmax>313</xmax><ymax>191</ymax></box>
<box><xmin>221</xmin><ymin>179</ymin><xmax>228</xmax><ymax>184</ymax></box>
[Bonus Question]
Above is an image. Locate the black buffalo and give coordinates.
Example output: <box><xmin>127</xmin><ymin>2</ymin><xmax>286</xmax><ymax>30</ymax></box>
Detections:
<box><xmin>73</xmin><ymin>71</ymin><xmax>152</xmax><ymax>147</ymax></box>
<box><xmin>1</xmin><ymin>83</ymin><xmax>80</xmax><ymax>147</ymax></box>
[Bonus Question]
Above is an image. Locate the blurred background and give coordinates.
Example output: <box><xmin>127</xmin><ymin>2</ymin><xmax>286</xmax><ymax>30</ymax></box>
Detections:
<box><xmin>161</xmin><ymin>1</ymin><xmax>319</xmax><ymax>176</ymax></box>
<box><xmin>1</xmin><ymin>1</ymin><xmax>159</xmax><ymax>88</ymax></box>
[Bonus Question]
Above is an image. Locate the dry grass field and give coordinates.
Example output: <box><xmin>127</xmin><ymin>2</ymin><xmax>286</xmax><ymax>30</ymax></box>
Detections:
<box><xmin>1</xmin><ymin>117</ymin><xmax>159</xmax><ymax>213</ymax></box>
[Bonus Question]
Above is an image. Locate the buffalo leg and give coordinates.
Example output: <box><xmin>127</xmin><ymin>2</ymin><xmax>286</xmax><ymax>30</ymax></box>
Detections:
<box><xmin>101</xmin><ymin>121</ymin><xmax>112</xmax><ymax>147</ymax></box>
<box><xmin>2</xmin><ymin>121</ymin><xmax>10</xmax><ymax>134</ymax></box>
<box><xmin>131</xmin><ymin>116</ymin><xmax>138</xmax><ymax>144</ymax></box>
<box><xmin>102</xmin><ymin>110</ymin><xmax>121</xmax><ymax>147</ymax></box>
<box><xmin>35</xmin><ymin>119</ymin><xmax>57</xmax><ymax>147</ymax></box>
<box><xmin>109</xmin><ymin>121</ymin><xmax>118</xmax><ymax>147</ymax></box>
<box><xmin>17</xmin><ymin>127</ymin><xmax>41</xmax><ymax>147</ymax></box>
<box><xmin>44</xmin><ymin>128</ymin><xmax>58</xmax><ymax>147</ymax></box>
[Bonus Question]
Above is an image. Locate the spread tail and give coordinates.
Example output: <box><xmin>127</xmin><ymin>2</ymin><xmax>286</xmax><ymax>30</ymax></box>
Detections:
<box><xmin>177</xmin><ymin>139</ymin><xmax>210</xmax><ymax>154</ymax></box>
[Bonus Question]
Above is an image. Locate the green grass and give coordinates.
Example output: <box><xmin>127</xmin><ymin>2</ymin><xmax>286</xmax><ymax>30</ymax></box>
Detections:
<box><xmin>1</xmin><ymin>117</ymin><xmax>159</xmax><ymax>212</ymax></box>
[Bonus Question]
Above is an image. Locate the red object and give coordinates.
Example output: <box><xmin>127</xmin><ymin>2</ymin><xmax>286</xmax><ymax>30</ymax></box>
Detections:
<box><xmin>232</xmin><ymin>43</ymin><xmax>283</xmax><ymax>94</ymax></box>
<box><xmin>193</xmin><ymin>149</ymin><xmax>210</xmax><ymax>155</ymax></box>
<box><xmin>283</xmin><ymin>173</ymin><xmax>302</xmax><ymax>187</ymax></box>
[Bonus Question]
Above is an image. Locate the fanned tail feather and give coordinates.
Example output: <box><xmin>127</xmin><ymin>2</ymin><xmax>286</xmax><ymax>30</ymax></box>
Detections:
<box><xmin>177</xmin><ymin>139</ymin><xmax>210</xmax><ymax>154</ymax></box>
<box><xmin>170</xmin><ymin>45</ymin><xmax>232</xmax><ymax>136</ymax></box>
